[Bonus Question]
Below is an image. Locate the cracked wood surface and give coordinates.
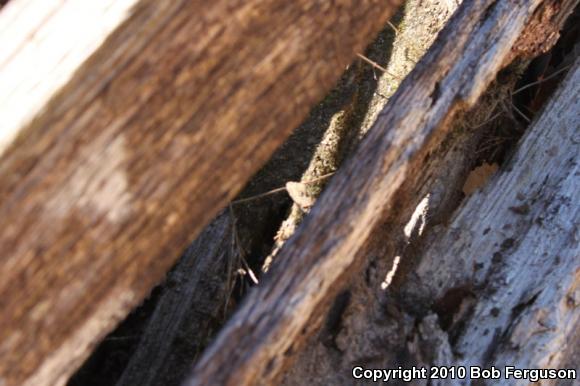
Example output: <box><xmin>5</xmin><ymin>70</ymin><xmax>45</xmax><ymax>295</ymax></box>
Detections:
<box><xmin>417</xmin><ymin>59</ymin><xmax>579</xmax><ymax>385</ymax></box>
<box><xmin>0</xmin><ymin>1</ymin><xmax>400</xmax><ymax>385</ymax></box>
<box><xmin>184</xmin><ymin>1</ymin><xmax>561</xmax><ymax>385</ymax></box>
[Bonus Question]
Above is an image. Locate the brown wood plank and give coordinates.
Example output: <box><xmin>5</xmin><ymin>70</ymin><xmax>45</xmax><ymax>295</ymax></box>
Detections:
<box><xmin>184</xmin><ymin>1</ymin><xmax>568</xmax><ymax>385</ymax></box>
<box><xmin>0</xmin><ymin>1</ymin><xmax>400</xmax><ymax>385</ymax></box>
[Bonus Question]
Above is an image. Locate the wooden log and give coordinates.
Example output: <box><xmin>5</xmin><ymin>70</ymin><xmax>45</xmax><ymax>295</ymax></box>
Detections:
<box><xmin>410</xmin><ymin>59</ymin><xmax>580</xmax><ymax>384</ymax></box>
<box><xmin>184</xmin><ymin>1</ymin><xmax>568</xmax><ymax>385</ymax></box>
<box><xmin>0</xmin><ymin>1</ymin><xmax>401</xmax><ymax>385</ymax></box>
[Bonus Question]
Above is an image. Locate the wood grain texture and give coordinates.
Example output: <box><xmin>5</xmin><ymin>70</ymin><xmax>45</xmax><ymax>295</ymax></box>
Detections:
<box><xmin>0</xmin><ymin>1</ymin><xmax>400</xmax><ymax>385</ymax></box>
<box><xmin>184</xmin><ymin>1</ymin><xmax>560</xmax><ymax>385</ymax></box>
<box><xmin>418</xmin><ymin>60</ymin><xmax>580</xmax><ymax>384</ymax></box>
<box><xmin>0</xmin><ymin>0</ymin><xmax>140</xmax><ymax>153</ymax></box>
<box><xmin>116</xmin><ymin>212</ymin><xmax>234</xmax><ymax>386</ymax></box>
<box><xmin>457</xmin><ymin>74</ymin><xmax>579</xmax><ymax>384</ymax></box>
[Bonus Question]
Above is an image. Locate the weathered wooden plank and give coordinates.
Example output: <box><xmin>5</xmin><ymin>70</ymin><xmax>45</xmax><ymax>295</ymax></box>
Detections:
<box><xmin>0</xmin><ymin>1</ymin><xmax>401</xmax><ymax>385</ymax></box>
<box><xmin>184</xmin><ymin>1</ymin><xmax>566</xmax><ymax>385</ymax></box>
<box><xmin>411</xmin><ymin>59</ymin><xmax>580</xmax><ymax>384</ymax></box>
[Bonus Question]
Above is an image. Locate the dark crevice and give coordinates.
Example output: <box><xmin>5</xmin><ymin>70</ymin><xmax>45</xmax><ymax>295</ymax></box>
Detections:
<box><xmin>320</xmin><ymin>290</ymin><xmax>351</xmax><ymax>351</ymax></box>
<box><xmin>510</xmin><ymin>291</ymin><xmax>541</xmax><ymax>323</ymax></box>
<box><xmin>432</xmin><ymin>285</ymin><xmax>475</xmax><ymax>332</ymax></box>
<box><xmin>68</xmin><ymin>286</ymin><xmax>164</xmax><ymax>386</ymax></box>
<box><xmin>430</xmin><ymin>81</ymin><xmax>441</xmax><ymax>105</ymax></box>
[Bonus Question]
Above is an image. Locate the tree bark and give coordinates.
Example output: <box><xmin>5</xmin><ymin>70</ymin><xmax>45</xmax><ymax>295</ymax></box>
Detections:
<box><xmin>0</xmin><ymin>1</ymin><xmax>400</xmax><ymax>385</ymax></box>
<box><xmin>185</xmin><ymin>1</ymin><xmax>570</xmax><ymax>385</ymax></box>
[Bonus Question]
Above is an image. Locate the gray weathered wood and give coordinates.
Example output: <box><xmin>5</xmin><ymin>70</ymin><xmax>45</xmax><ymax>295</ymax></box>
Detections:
<box><xmin>409</xmin><ymin>59</ymin><xmax>580</xmax><ymax>384</ymax></box>
<box><xmin>184</xmin><ymin>1</ymin><xmax>561</xmax><ymax>385</ymax></box>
